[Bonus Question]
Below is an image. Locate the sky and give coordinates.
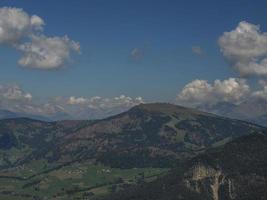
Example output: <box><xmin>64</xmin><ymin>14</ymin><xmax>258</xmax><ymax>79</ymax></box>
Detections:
<box><xmin>1</xmin><ymin>0</ymin><xmax>267</xmax><ymax>119</ymax></box>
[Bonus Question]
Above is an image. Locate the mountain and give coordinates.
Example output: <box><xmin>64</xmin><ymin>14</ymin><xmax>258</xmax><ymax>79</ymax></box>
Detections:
<box><xmin>0</xmin><ymin>103</ymin><xmax>262</xmax><ymax>169</ymax></box>
<box><xmin>57</xmin><ymin>103</ymin><xmax>264</xmax><ymax>168</ymax></box>
<box><xmin>0</xmin><ymin>106</ymin><xmax>135</xmax><ymax>122</ymax></box>
<box><xmin>0</xmin><ymin>108</ymin><xmax>51</xmax><ymax>121</ymax></box>
<box><xmin>0</xmin><ymin>117</ymin><xmax>91</xmax><ymax>168</ymax></box>
<box><xmin>197</xmin><ymin>102</ymin><xmax>239</xmax><ymax>118</ymax></box>
<box><xmin>70</xmin><ymin>105</ymin><xmax>140</xmax><ymax>120</ymax></box>
<box><xmin>102</xmin><ymin>132</ymin><xmax>267</xmax><ymax>200</ymax></box>
<box><xmin>198</xmin><ymin>99</ymin><xmax>267</xmax><ymax>127</ymax></box>
<box><xmin>0</xmin><ymin>103</ymin><xmax>265</xmax><ymax>199</ymax></box>
<box><xmin>0</xmin><ymin>109</ymin><xmax>19</xmax><ymax>119</ymax></box>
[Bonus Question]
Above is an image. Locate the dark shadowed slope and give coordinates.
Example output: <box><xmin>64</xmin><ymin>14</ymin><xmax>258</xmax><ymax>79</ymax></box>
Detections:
<box><xmin>0</xmin><ymin>103</ymin><xmax>264</xmax><ymax>169</ymax></box>
<box><xmin>0</xmin><ymin>103</ymin><xmax>265</xmax><ymax>199</ymax></box>
<box><xmin>198</xmin><ymin>99</ymin><xmax>267</xmax><ymax>127</ymax></box>
<box><xmin>102</xmin><ymin>132</ymin><xmax>267</xmax><ymax>200</ymax></box>
<box><xmin>0</xmin><ymin>109</ymin><xmax>51</xmax><ymax>121</ymax></box>
<box><xmin>56</xmin><ymin>103</ymin><xmax>264</xmax><ymax>168</ymax></box>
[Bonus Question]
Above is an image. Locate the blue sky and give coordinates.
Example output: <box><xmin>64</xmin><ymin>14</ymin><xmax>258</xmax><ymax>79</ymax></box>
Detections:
<box><xmin>0</xmin><ymin>0</ymin><xmax>267</xmax><ymax>104</ymax></box>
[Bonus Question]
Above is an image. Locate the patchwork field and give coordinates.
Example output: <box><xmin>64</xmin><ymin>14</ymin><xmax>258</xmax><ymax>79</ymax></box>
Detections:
<box><xmin>0</xmin><ymin>160</ymin><xmax>168</xmax><ymax>199</ymax></box>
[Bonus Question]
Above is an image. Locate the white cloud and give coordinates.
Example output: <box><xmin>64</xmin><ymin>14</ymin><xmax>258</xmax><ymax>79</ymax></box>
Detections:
<box><xmin>0</xmin><ymin>85</ymin><xmax>67</xmax><ymax>119</ymax></box>
<box><xmin>0</xmin><ymin>7</ymin><xmax>79</xmax><ymax>70</ymax></box>
<box><xmin>252</xmin><ymin>80</ymin><xmax>267</xmax><ymax>100</ymax></box>
<box><xmin>67</xmin><ymin>96</ymin><xmax>87</xmax><ymax>105</ymax></box>
<box><xmin>30</xmin><ymin>15</ymin><xmax>44</xmax><ymax>30</ymax></box>
<box><xmin>66</xmin><ymin>95</ymin><xmax>144</xmax><ymax>109</ymax></box>
<box><xmin>18</xmin><ymin>35</ymin><xmax>80</xmax><ymax>69</ymax></box>
<box><xmin>130</xmin><ymin>48</ymin><xmax>144</xmax><ymax>61</ymax></box>
<box><xmin>252</xmin><ymin>87</ymin><xmax>267</xmax><ymax>100</ymax></box>
<box><xmin>70</xmin><ymin>95</ymin><xmax>144</xmax><ymax>119</ymax></box>
<box><xmin>0</xmin><ymin>84</ymin><xmax>32</xmax><ymax>101</ymax></box>
<box><xmin>0</xmin><ymin>84</ymin><xmax>144</xmax><ymax>120</ymax></box>
<box><xmin>177</xmin><ymin>78</ymin><xmax>250</xmax><ymax>106</ymax></box>
<box><xmin>102</xmin><ymin>95</ymin><xmax>144</xmax><ymax>108</ymax></box>
<box><xmin>177</xmin><ymin>80</ymin><xmax>214</xmax><ymax>105</ymax></box>
<box><xmin>177</xmin><ymin>21</ymin><xmax>267</xmax><ymax>108</ymax></box>
<box><xmin>192</xmin><ymin>46</ymin><xmax>204</xmax><ymax>55</ymax></box>
<box><xmin>213</xmin><ymin>78</ymin><xmax>250</xmax><ymax>102</ymax></box>
<box><xmin>218</xmin><ymin>21</ymin><xmax>267</xmax><ymax>76</ymax></box>
<box><xmin>0</xmin><ymin>7</ymin><xmax>44</xmax><ymax>45</ymax></box>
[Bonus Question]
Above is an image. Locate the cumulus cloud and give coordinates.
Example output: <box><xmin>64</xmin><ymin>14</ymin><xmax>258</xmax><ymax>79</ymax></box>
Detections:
<box><xmin>0</xmin><ymin>84</ymin><xmax>42</xmax><ymax>117</ymax></box>
<box><xmin>18</xmin><ymin>35</ymin><xmax>80</xmax><ymax>69</ymax></box>
<box><xmin>192</xmin><ymin>46</ymin><xmax>204</xmax><ymax>55</ymax></box>
<box><xmin>64</xmin><ymin>95</ymin><xmax>145</xmax><ymax>119</ymax></box>
<box><xmin>176</xmin><ymin>21</ymin><xmax>267</xmax><ymax>108</ymax></box>
<box><xmin>66</xmin><ymin>95</ymin><xmax>144</xmax><ymax>109</ymax></box>
<box><xmin>60</xmin><ymin>95</ymin><xmax>145</xmax><ymax>120</ymax></box>
<box><xmin>252</xmin><ymin>80</ymin><xmax>267</xmax><ymax>100</ymax></box>
<box><xmin>213</xmin><ymin>78</ymin><xmax>250</xmax><ymax>102</ymax></box>
<box><xmin>130</xmin><ymin>48</ymin><xmax>144</xmax><ymax>61</ymax></box>
<box><xmin>0</xmin><ymin>7</ymin><xmax>79</xmax><ymax>70</ymax></box>
<box><xmin>67</xmin><ymin>96</ymin><xmax>88</xmax><ymax>105</ymax></box>
<box><xmin>0</xmin><ymin>85</ymin><xmax>145</xmax><ymax>120</ymax></box>
<box><xmin>0</xmin><ymin>84</ymin><xmax>69</xmax><ymax>120</ymax></box>
<box><xmin>219</xmin><ymin>21</ymin><xmax>267</xmax><ymax>76</ymax></box>
<box><xmin>177</xmin><ymin>80</ymin><xmax>213</xmax><ymax>104</ymax></box>
<box><xmin>177</xmin><ymin>78</ymin><xmax>250</xmax><ymax>106</ymax></box>
<box><xmin>30</xmin><ymin>15</ymin><xmax>45</xmax><ymax>30</ymax></box>
<box><xmin>0</xmin><ymin>84</ymin><xmax>32</xmax><ymax>101</ymax></box>
<box><xmin>0</xmin><ymin>7</ymin><xmax>44</xmax><ymax>44</ymax></box>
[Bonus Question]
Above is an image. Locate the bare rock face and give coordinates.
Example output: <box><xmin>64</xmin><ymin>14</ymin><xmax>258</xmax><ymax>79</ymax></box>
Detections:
<box><xmin>184</xmin><ymin>163</ymin><xmax>232</xmax><ymax>200</ymax></box>
<box><xmin>185</xmin><ymin>164</ymin><xmax>221</xmax><ymax>198</ymax></box>
<box><xmin>182</xmin><ymin>133</ymin><xmax>267</xmax><ymax>200</ymax></box>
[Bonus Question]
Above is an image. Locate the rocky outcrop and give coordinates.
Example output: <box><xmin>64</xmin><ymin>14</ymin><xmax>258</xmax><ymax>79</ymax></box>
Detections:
<box><xmin>184</xmin><ymin>163</ymin><xmax>237</xmax><ymax>200</ymax></box>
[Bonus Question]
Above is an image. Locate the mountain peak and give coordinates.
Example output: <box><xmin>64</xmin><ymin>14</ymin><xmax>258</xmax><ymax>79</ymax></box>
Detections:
<box><xmin>131</xmin><ymin>102</ymin><xmax>207</xmax><ymax>116</ymax></box>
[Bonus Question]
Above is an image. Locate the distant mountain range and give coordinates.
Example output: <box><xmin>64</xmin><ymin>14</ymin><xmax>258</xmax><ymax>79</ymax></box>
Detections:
<box><xmin>3</xmin><ymin>99</ymin><xmax>267</xmax><ymax>129</ymax></box>
<box><xmin>0</xmin><ymin>103</ymin><xmax>262</xmax><ymax>169</ymax></box>
<box><xmin>197</xmin><ymin>99</ymin><xmax>267</xmax><ymax>127</ymax></box>
<box><xmin>0</xmin><ymin>109</ymin><xmax>18</xmax><ymax>119</ymax></box>
<box><xmin>0</xmin><ymin>105</ymin><xmax>140</xmax><ymax>122</ymax></box>
<box><xmin>2</xmin><ymin>98</ymin><xmax>267</xmax><ymax>130</ymax></box>
<box><xmin>0</xmin><ymin>103</ymin><xmax>265</xmax><ymax>199</ymax></box>
<box><xmin>0</xmin><ymin>109</ymin><xmax>51</xmax><ymax>121</ymax></box>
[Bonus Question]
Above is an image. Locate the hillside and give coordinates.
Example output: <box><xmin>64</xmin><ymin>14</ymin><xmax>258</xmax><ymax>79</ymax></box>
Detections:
<box><xmin>57</xmin><ymin>103</ymin><xmax>264</xmax><ymax>168</ymax></box>
<box><xmin>0</xmin><ymin>109</ymin><xmax>19</xmax><ymax>119</ymax></box>
<box><xmin>0</xmin><ymin>103</ymin><xmax>265</xmax><ymax>199</ymax></box>
<box><xmin>0</xmin><ymin>103</ymin><xmax>262</xmax><ymax>169</ymax></box>
<box><xmin>198</xmin><ymin>99</ymin><xmax>267</xmax><ymax>127</ymax></box>
<box><xmin>102</xmin><ymin>132</ymin><xmax>267</xmax><ymax>200</ymax></box>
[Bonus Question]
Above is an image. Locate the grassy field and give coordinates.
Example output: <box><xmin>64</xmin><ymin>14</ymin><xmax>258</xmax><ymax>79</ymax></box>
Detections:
<box><xmin>0</xmin><ymin>160</ymin><xmax>169</xmax><ymax>200</ymax></box>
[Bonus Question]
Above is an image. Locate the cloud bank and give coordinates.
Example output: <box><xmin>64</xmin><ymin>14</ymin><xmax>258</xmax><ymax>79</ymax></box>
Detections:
<box><xmin>219</xmin><ymin>21</ymin><xmax>267</xmax><ymax>76</ymax></box>
<box><xmin>0</xmin><ymin>84</ymin><xmax>32</xmax><ymax>101</ymax></box>
<box><xmin>66</xmin><ymin>95</ymin><xmax>144</xmax><ymax>109</ymax></box>
<box><xmin>177</xmin><ymin>21</ymin><xmax>267</xmax><ymax>109</ymax></box>
<box><xmin>0</xmin><ymin>84</ymin><xmax>144</xmax><ymax>120</ymax></box>
<box><xmin>177</xmin><ymin>78</ymin><xmax>250</xmax><ymax>106</ymax></box>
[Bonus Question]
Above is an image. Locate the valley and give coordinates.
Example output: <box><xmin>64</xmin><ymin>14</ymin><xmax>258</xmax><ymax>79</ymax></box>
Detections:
<box><xmin>0</xmin><ymin>103</ymin><xmax>265</xmax><ymax>199</ymax></box>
